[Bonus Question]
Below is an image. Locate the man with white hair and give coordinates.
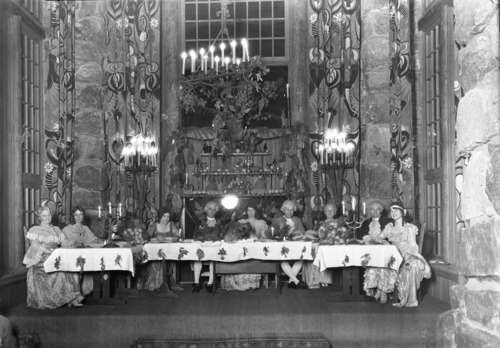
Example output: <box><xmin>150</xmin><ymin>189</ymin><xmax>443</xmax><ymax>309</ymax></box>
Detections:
<box><xmin>357</xmin><ymin>201</ymin><xmax>392</xmax><ymax>240</ymax></box>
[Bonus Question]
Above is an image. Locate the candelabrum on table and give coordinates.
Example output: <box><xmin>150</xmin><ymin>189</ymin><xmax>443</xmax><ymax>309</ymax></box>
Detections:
<box><xmin>342</xmin><ymin>208</ymin><xmax>367</xmax><ymax>240</ymax></box>
<box><xmin>97</xmin><ymin>206</ymin><xmax>125</xmax><ymax>244</ymax></box>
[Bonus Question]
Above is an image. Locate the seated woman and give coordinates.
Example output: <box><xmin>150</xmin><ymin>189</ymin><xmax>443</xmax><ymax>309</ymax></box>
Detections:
<box><xmin>271</xmin><ymin>200</ymin><xmax>308</xmax><ymax>290</ymax></box>
<box><xmin>365</xmin><ymin>202</ymin><xmax>431</xmax><ymax>307</ymax></box>
<box><xmin>137</xmin><ymin>207</ymin><xmax>180</xmax><ymax>292</ymax></box>
<box><xmin>23</xmin><ymin>205</ymin><xmax>84</xmax><ymax>309</ymax></box>
<box><xmin>302</xmin><ymin>202</ymin><xmax>343</xmax><ymax>288</ymax></box>
<box><xmin>192</xmin><ymin>201</ymin><xmax>223</xmax><ymax>294</ymax></box>
<box><xmin>220</xmin><ymin>203</ymin><xmax>268</xmax><ymax>291</ymax></box>
<box><xmin>62</xmin><ymin>206</ymin><xmax>101</xmax><ymax>295</ymax></box>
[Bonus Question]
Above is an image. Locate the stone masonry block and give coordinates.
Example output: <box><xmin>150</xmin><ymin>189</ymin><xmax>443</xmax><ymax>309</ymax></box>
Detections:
<box><xmin>486</xmin><ymin>144</ymin><xmax>500</xmax><ymax>216</ymax></box>
<box><xmin>461</xmin><ymin>145</ymin><xmax>497</xmax><ymax>220</ymax></box>
<box><xmin>456</xmin><ymin>321</ymin><xmax>500</xmax><ymax>348</ymax></box>
<box><xmin>463</xmin><ymin>289</ymin><xmax>500</xmax><ymax>332</ymax></box>
<box><xmin>454</xmin><ymin>0</ymin><xmax>499</xmax><ymax>46</ymax></box>
<box><xmin>458</xmin><ymin>218</ymin><xmax>500</xmax><ymax>276</ymax></box>
<box><xmin>456</xmin><ymin>71</ymin><xmax>500</xmax><ymax>154</ymax></box>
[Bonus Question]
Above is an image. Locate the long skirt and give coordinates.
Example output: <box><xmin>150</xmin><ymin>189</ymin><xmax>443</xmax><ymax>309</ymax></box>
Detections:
<box><xmin>136</xmin><ymin>262</ymin><xmax>163</xmax><ymax>291</ymax></box>
<box><xmin>363</xmin><ymin>267</ymin><xmax>397</xmax><ymax>295</ymax></box>
<box><xmin>302</xmin><ymin>261</ymin><xmax>333</xmax><ymax>288</ymax></box>
<box><xmin>394</xmin><ymin>256</ymin><xmax>428</xmax><ymax>307</ymax></box>
<box><xmin>26</xmin><ymin>266</ymin><xmax>83</xmax><ymax>309</ymax></box>
<box><xmin>220</xmin><ymin>274</ymin><xmax>261</xmax><ymax>291</ymax></box>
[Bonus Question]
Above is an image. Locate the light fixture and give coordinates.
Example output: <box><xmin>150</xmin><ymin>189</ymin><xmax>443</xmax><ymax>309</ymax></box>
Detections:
<box><xmin>179</xmin><ymin>1</ymin><xmax>249</xmax><ymax>77</ymax></box>
<box><xmin>221</xmin><ymin>194</ymin><xmax>239</xmax><ymax>210</ymax></box>
<box><xmin>122</xmin><ymin>133</ymin><xmax>158</xmax><ymax>172</ymax></box>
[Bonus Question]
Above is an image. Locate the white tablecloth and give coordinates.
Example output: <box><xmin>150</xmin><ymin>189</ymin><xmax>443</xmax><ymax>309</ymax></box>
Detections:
<box><xmin>44</xmin><ymin>247</ymin><xmax>135</xmax><ymax>276</ymax></box>
<box><xmin>313</xmin><ymin>244</ymin><xmax>403</xmax><ymax>272</ymax></box>
<box><xmin>142</xmin><ymin>240</ymin><xmax>314</xmax><ymax>262</ymax></box>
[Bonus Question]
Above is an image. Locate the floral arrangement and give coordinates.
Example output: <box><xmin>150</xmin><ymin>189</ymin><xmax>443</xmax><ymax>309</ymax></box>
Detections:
<box><xmin>116</xmin><ymin>216</ymin><xmax>149</xmax><ymax>245</ymax></box>
<box><xmin>179</xmin><ymin>56</ymin><xmax>283</xmax><ymax>154</ymax></box>
<box><xmin>318</xmin><ymin>220</ymin><xmax>353</xmax><ymax>245</ymax></box>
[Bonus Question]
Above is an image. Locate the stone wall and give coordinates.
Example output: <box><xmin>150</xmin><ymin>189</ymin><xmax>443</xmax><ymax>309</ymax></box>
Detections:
<box><xmin>71</xmin><ymin>1</ymin><xmax>108</xmax><ymax>235</ymax></box>
<box><xmin>360</xmin><ymin>0</ymin><xmax>392</xmax><ymax>208</ymax></box>
<box><xmin>436</xmin><ymin>0</ymin><xmax>500</xmax><ymax>346</ymax></box>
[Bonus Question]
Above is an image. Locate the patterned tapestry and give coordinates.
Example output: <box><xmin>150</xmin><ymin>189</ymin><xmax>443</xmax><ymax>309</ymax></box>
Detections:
<box><xmin>102</xmin><ymin>0</ymin><xmax>161</xmax><ymax>224</ymax></box>
<box><xmin>307</xmin><ymin>0</ymin><xmax>361</xmax><ymax>210</ymax></box>
<box><xmin>44</xmin><ymin>0</ymin><xmax>76</xmax><ymax>224</ymax></box>
<box><xmin>389</xmin><ymin>0</ymin><xmax>414</xmax><ymax>206</ymax></box>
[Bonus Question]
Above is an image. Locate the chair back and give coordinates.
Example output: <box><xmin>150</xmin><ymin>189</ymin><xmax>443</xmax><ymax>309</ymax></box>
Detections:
<box><xmin>23</xmin><ymin>226</ymin><xmax>30</xmax><ymax>252</ymax></box>
<box><xmin>418</xmin><ymin>222</ymin><xmax>426</xmax><ymax>254</ymax></box>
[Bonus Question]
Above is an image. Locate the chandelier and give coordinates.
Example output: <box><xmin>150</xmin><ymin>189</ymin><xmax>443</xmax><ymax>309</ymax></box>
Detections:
<box><xmin>122</xmin><ymin>133</ymin><xmax>158</xmax><ymax>172</ymax></box>
<box><xmin>180</xmin><ymin>0</ymin><xmax>249</xmax><ymax>77</ymax></box>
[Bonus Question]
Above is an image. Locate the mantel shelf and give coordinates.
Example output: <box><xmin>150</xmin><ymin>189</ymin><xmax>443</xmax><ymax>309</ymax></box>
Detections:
<box><xmin>183</xmin><ymin>192</ymin><xmax>286</xmax><ymax>198</ymax></box>
<box><xmin>197</xmin><ymin>170</ymin><xmax>281</xmax><ymax>176</ymax></box>
<box><xmin>200</xmin><ymin>152</ymin><xmax>271</xmax><ymax>157</ymax></box>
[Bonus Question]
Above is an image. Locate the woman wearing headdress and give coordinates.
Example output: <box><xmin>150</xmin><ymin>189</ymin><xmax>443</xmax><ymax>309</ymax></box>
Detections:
<box><xmin>23</xmin><ymin>205</ymin><xmax>84</xmax><ymax>308</ymax></box>
<box><xmin>365</xmin><ymin>202</ymin><xmax>431</xmax><ymax>307</ymax></box>
<box><xmin>271</xmin><ymin>200</ymin><xmax>308</xmax><ymax>290</ymax></box>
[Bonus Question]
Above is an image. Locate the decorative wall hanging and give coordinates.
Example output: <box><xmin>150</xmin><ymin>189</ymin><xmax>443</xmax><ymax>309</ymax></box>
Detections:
<box><xmin>307</xmin><ymin>0</ymin><xmax>361</xmax><ymax>216</ymax></box>
<box><xmin>44</xmin><ymin>0</ymin><xmax>76</xmax><ymax>224</ymax></box>
<box><xmin>389</xmin><ymin>0</ymin><xmax>414</xmax><ymax>206</ymax></box>
<box><xmin>102</xmin><ymin>0</ymin><xmax>161</xmax><ymax>224</ymax></box>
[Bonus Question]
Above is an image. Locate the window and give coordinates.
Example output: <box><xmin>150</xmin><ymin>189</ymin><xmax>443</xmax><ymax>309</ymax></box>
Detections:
<box><xmin>419</xmin><ymin>1</ymin><xmax>456</xmax><ymax>262</ymax></box>
<box><xmin>182</xmin><ymin>0</ymin><xmax>288</xmax><ymax>66</ymax></box>
<box><xmin>21</xmin><ymin>30</ymin><xmax>43</xmax><ymax>229</ymax></box>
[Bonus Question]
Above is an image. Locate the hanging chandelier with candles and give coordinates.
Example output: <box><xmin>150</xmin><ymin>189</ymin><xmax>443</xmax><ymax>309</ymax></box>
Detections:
<box><xmin>122</xmin><ymin>133</ymin><xmax>158</xmax><ymax>172</ymax></box>
<box><xmin>318</xmin><ymin>127</ymin><xmax>356</xmax><ymax>168</ymax></box>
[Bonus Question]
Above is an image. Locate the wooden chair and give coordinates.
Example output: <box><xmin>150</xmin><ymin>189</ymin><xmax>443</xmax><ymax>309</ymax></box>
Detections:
<box><xmin>23</xmin><ymin>226</ymin><xmax>30</xmax><ymax>253</ymax></box>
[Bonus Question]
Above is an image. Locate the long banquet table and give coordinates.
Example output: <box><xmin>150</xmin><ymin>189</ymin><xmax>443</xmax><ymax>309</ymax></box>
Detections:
<box><xmin>44</xmin><ymin>246</ymin><xmax>135</xmax><ymax>304</ymax></box>
<box><xmin>313</xmin><ymin>244</ymin><xmax>403</xmax><ymax>301</ymax></box>
<box><xmin>142</xmin><ymin>239</ymin><xmax>314</xmax><ymax>262</ymax></box>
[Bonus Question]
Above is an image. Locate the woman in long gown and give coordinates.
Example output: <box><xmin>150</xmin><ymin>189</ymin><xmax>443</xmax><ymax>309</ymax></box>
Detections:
<box><xmin>61</xmin><ymin>206</ymin><xmax>101</xmax><ymax>295</ymax></box>
<box><xmin>221</xmin><ymin>203</ymin><xmax>268</xmax><ymax>291</ymax></box>
<box><xmin>23</xmin><ymin>205</ymin><xmax>84</xmax><ymax>309</ymax></box>
<box><xmin>302</xmin><ymin>203</ymin><xmax>343</xmax><ymax>288</ymax></box>
<box><xmin>369</xmin><ymin>202</ymin><xmax>431</xmax><ymax>307</ymax></box>
<box><xmin>137</xmin><ymin>207</ymin><xmax>180</xmax><ymax>291</ymax></box>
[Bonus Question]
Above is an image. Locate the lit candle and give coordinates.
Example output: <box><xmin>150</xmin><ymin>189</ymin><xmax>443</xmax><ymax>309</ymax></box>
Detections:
<box><xmin>220</xmin><ymin>42</ymin><xmax>226</xmax><ymax>66</ymax></box>
<box><xmin>108</xmin><ymin>202</ymin><xmax>112</xmax><ymax>215</ymax></box>
<box><xmin>241</xmin><ymin>39</ymin><xmax>247</xmax><ymax>62</ymax></box>
<box><xmin>342</xmin><ymin>201</ymin><xmax>346</xmax><ymax>215</ymax></box>
<box><xmin>352</xmin><ymin>196</ymin><xmax>356</xmax><ymax>211</ymax></box>
<box><xmin>224</xmin><ymin>57</ymin><xmax>230</xmax><ymax>70</ymax></box>
<box><xmin>363</xmin><ymin>202</ymin><xmax>366</xmax><ymax>215</ymax></box>
<box><xmin>236</xmin><ymin>58</ymin><xmax>241</xmax><ymax>67</ymax></box>
<box><xmin>286</xmin><ymin>83</ymin><xmax>289</xmax><ymax>98</ymax></box>
<box><xmin>98</xmin><ymin>206</ymin><xmax>101</xmax><ymax>218</ymax></box>
<box><xmin>319</xmin><ymin>144</ymin><xmax>324</xmax><ymax>165</ymax></box>
<box><xmin>189</xmin><ymin>50</ymin><xmax>196</xmax><ymax>72</ymax></box>
<box><xmin>181</xmin><ymin>52</ymin><xmax>187</xmax><ymax>75</ymax></box>
<box><xmin>119</xmin><ymin>203</ymin><xmax>122</xmax><ymax>217</ymax></box>
<box><xmin>199</xmin><ymin>48</ymin><xmax>205</xmax><ymax>72</ymax></box>
<box><xmin>209</xmin><ymin>45</ymin><xmax>215</xmax><ymax>69</ymax></box>
<box><xmin>214</xmin><ymin>56</ymin><xmax>220</xmax><ymax>74</ymax></box>
<box><xmin>230</xmin><ymin>40</ymin><xmax>237</xmax><ymax>64</ymax></box>
<box><xmin>185</xmin><ymin>172</ymin><xmax>188</xmax><ymax>186</ymax></box>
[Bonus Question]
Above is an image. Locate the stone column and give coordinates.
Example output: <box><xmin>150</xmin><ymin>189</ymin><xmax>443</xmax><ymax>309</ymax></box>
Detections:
<box><xmin>71</xmin><ymin>1</ymin><xmax>108</xmax><ymax>236</ymax></box>
<box><xmin>359</xmin><ymin>0</ymin><xmax>392</xmax><ymax>207</ymax></box>
<box><xmin>437</xmin><ymin>0</ymin><xmax>500</xmax><ymax>346</ymax></box>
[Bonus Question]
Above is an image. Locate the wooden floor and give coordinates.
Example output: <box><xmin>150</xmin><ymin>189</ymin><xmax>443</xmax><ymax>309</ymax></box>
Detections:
<box><xmin>7</xmin><ymin>283</ymin><xmax>450</xmax><ymax>348</ymax></box>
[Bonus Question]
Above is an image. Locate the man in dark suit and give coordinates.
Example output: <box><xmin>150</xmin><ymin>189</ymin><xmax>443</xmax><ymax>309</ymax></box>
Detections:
<box><xmin>357</xmin><ymin>201</ymin><xmax>393</xmax><ymax>240</ymax></box>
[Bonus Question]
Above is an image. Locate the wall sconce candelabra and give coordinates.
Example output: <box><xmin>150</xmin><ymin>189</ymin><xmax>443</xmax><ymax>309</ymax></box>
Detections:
<box><xmin>122</xmin><ymin>133</ymin><xmax>158</xmax><ymax>173</ymax></box>
<box><xmin>318</xmin><ymin>128</ymin><xmax>355</xmax><ymax>168</ymax></box>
